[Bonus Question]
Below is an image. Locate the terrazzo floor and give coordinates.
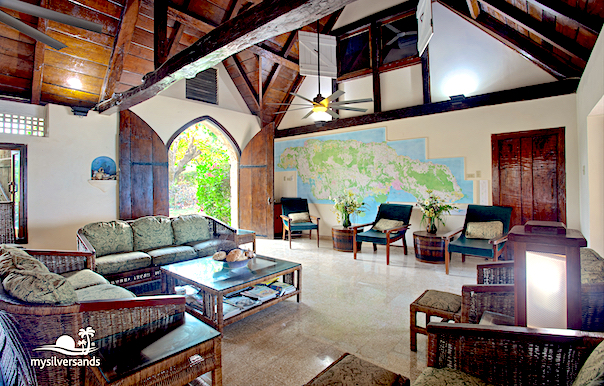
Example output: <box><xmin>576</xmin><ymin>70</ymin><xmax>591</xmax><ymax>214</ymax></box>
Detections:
<box><xmin>210</xmin><ymin>236</ymin><xmax>481</xmax><ymax>386</ymax></box>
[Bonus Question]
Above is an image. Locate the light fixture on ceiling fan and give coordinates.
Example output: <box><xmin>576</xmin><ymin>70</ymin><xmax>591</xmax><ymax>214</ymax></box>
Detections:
<box><xmin>0</xmin><ymin>0</ymin><xmax>102</xmax><ymax>50</ymax></box>
<box><xmin>273</xmin><ymin>20</ymin><xmax>372</xmax><ymax>120</ymax></box>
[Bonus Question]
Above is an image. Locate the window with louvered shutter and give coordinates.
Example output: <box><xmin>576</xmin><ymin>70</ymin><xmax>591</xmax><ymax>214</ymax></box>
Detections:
<box><xmin>186</xmin><ymin>68</ymin><xmax>218</xmax><ymax>104</ymax></box>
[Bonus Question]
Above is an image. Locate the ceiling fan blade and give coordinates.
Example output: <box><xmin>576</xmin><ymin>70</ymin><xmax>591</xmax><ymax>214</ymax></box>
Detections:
<box><xmin>0</xmin><ymin>0</ymin><xmax>102</xmax><ymax>33</ymax></box>
<box><xmin>266</xmin><ymin>103</ymin><xmax>311</xmax><ymax>106</ymax></box>
<box><xmin>301</xmin><ymin>110</ymin><xmax>314</xmax><ymax>119</ymax></box>
<box><xmin>290</xmin><ymin>92</ymin><xmax>316</xmax><ymax>104</ymax></box>
<box><xmin>0</xmin><ymin>10</ymin><xmax>66</xmax><ymax>50</ymax></box>
<box><xmin>326</xmin><ymin>109</ymin><xmax>339</xmax><ymax>119</ymax></box>
<box><xmin>325</xmin><ymin>90</ymin><xmax>345</xmax><ymax>102</ymax></box>
<box><xmin>385</xmin><ymin>23</ymin><xmax>401</xmax><ymax>34</ymax></box>
<box><xmin>330</xmin><ymin>98</ymin><xmax>373</xmax><ymax>105</ymax></box>
<box><xmin>335</xmin><ymin>106</ymin><xmax>368</xmax><ymax>112</ymax></box>
<box><xmin>273</xmin><ymin>107</ymin><xmax>311</xmax><ymax>114</ymax></box>
<box><xmin>386</xmin><ymin>36</ymin><xmax>399</xmax><ymax>46</ymax></box>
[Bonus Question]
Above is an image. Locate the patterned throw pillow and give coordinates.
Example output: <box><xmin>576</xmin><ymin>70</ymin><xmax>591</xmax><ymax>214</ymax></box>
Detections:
<box><xmin>289</xmin><ymin>212</ymin><xmax>311</xmax><ymax>223</ymax></box>
<box><xmin>81</xmin><ymin>220</ymin><xmax>133</xmax><ymax>257</ymax></box>
<box><xmin>372</xmin><ymin>219</ymin><xmax>406</xmax><ymax>232</ymax></box>
<box><xmin>131</xmin><ymin>216</ymin><xmax>174</xmax><ymax>251</ymax></box>
<box><xmin>572</xmin><ymin>339</ymin><xmax>604</xmax><ymax>386</ymax></box>
<box><xmin>465</xmin><ymin>221</ymin><xmax>504</xmax><ymax>240</ymax></box>
<box><xmin>171</xmin><ymin>214</ymin><xmax>211</xmax><ymax>245</ymax></box>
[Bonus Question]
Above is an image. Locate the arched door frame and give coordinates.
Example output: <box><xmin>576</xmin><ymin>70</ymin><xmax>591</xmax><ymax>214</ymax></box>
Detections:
<box><xmin>166</xmin><ymin>116</ymin><xmax>241</xmax><ymax>226</ymax></box>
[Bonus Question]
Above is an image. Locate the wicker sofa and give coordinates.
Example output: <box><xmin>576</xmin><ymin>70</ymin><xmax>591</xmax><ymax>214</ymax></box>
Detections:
<box><xmin>0</xmin><ymin>246</ymin><xmax>219</xmax><ymax>386</ymax></box>
<box><xmin>77</xmin><ymin>214</ymin><xmax>238</xmax><ymax>294</ymax></box>
<box><xmin>413</xmin><ymin>322</ymin><xmax>604</xmax><ymax>386</ymax></box>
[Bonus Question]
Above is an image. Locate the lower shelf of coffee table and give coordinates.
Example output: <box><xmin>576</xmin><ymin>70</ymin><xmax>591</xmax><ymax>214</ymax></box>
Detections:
<box><xmin>186</xmin><ymin>290</ymin><xmax>301</xmax><ymax>331</ymax></box>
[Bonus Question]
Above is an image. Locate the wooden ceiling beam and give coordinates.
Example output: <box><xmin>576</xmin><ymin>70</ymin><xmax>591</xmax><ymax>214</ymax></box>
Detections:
<box><xmin>247</xmin><ymin>45</ymin><xmax>299</xmax><ymax>71</ymax></box>
<box><xmin>222</xmin><ymin>0</ymin><xmax>240</xmax><ymax>23</ymax></box>
<box><xmin>166</xmin><ymin>0</ymin><xmax>191</xmax><ymax>58</ymax></box>
<box><xmin>233</xmin><ymin>55</ymin><xmax>260</xmax><ymax>112</ymax></box>
<box><xmin>100</xmin><ymin>0</ymin><xmax>141</xmax><ymax>101</ymax></box>
<box><xmin>478</xmin><ymin>0</ymin><xmax>590</xmax><ymax>63</ymax></box>
<box><xmin>526</xmin><ymin>0</ymin><xmax>602</xmax><ymax>35</ymax></box>
<box><xmin>30</xmin><ymin>0</ymin><xmax>47</xmax><ymax>105</ymax></box>
<box><xmin>167</xmin><ymin>2</ymin><xmax>217</xmax><ymax>32</ymax></box>
<box><xmin>437</xmin><ymin>0</ymin><xmax>581</xmax><ymax>79</ymax></box>
<box><xmin>154</xmin><ymin>0</ymin><xmax>168</xmax><ymax>68</ymax></box>
<box><xmin>96</xmin><ymin>0</ymin><xmax>356</xmax><ymax>114</ymax></box>
<box><xmin>274</xmin><ymin>73</ymin><xmax>304</xmax><ymax>128</ymax></box>
<box><xmin>466</xmin><ymin>0</ymin><xmax>480</xmax><ymax>19</ymax></box>
<box><xmin>276</xmin><ymin>79</ymin><xmax>579</xmax><ymax>138</ymax></box>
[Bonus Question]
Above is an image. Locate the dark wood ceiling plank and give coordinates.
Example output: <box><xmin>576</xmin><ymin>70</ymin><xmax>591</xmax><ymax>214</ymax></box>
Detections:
<box><xmin>166</xmin><ymin>7</ymin><xmax>214</xmax><ymax>34</ymax></box>
<box><xmin>0</xmin><ymin>35</ymin><xmax>34</xmax><ymax>61</ymax></box>
<box><xmin>122</xmin><ymin>53</ymin><xmax>154</xmax><ymax>74</ymax></box>
<box><xmin>47</xmin><ymin>0</ymin><xmax>120</xmax><ymax>35</ymax></box>
<box><xmin>31</xmin><ymin>0</ymin><xmax>46</xmax><ymax>105</ymax></box>
<box><xmin>127</xmin><ymin>42</ymin><xmax>154</xmax><ymax>61</ymax></box>
<box><xmin>466</xmin><ymin>0</ymin><xmax>481</xmax><ymax>18</ymax></box>
<box><xmin>221</xmin><ymin>0</ymin><xmax>240</xmax><ymax>23</ymax></box>
<box><xmin>154</xmin><ymin>0</ymin><xmax>168</xmax><ymax>67</ymax></box>
<box><xmin>0</xmin><ymin>53</ymin><xmax>33</xmax><ymax>78</ymax></box>
<box><xmin>478</xmin><ymin>0</ymin><xmax>590</xmax><ymax>63</ymax></box>
<box><xmin>101</xmin><ymin>0</ymin><xmax>141</xmax><ymax>101</ymax></box>
<box><xmin>97</xmin><ymin>0</ymin><xmax>356</xmax><ymax>113</ymax></box>
<box><xmin>46</xmin><ymin>21</ymin><xmax>114</xmax><ymax>47</ymax></box>
<box><xmin>44</xmin><ymin>51</ymin><xmax>106</xmax><ymax>78</ymax></box>
<box><xmin>274</xmin><ymin>73</ymin><xmax>304</xmax><ymax>128</ymax></box>
<box><xmin>42</xmin><ymin>83</ymin><xmax>99</xmax><ymax>103</ymax></box>
<box><xmin>276</xmin><ymin>79</ymin><xmax>579</xmax><ymax>138</ymax></box>
<box><xmin>46</xmin><ymin>30</ymin><xmax>112</xmax><ymax>65</ymax></box>
<box><xmin>168</xmin><ymin>2</ymin><xmax>217</xmax><ymax>31</ymax></box>
<box><xmin>247</xmin><ymin>45</ymin><xmax>299</xmax><ymax>71</ymax></box>
<box><xmin>233</xmin><ymin>54</ymin><xmax>260</xmax><ymax>112</ymax></box>
<box><xmin>526</xmin><ymin>0</ymin><xmax>603</xmax><ymax>35</ymax></box>
<box><xmin>438</xmin><ymin>0</ymin><xmax>582</xmax><ymax>79</ymax></box>
<box><xmin>43</xmin><ymin>66</ymin><xmax>103</xmax><ymax>94</ymax></box>
<box><xmin>61</xmin><ymin>0</ymin><xmax>124</xmax><ymax>19</ymax></box>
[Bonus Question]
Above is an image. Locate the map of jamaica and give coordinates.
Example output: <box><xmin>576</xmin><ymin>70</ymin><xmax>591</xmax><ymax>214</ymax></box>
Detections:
<box><xmin>275</xmin><ymin>127</ymin><xmax>472</xmax><ymax>218</ymax></box>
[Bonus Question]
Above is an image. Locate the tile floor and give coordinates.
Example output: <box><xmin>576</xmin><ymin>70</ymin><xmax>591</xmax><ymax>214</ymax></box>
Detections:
<box><xmin>215</xmin><ymin>236</ymin><xmax>482</xmax><ymax>386</ymax></box>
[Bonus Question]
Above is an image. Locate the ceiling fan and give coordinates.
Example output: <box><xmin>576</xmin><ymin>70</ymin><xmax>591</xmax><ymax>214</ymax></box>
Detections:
<box><xmin>385</xmin><ymin>23</ymin><xmax>417</xmax><ymax>47</ymax></box>
<box><xmin>273</xmin><ymin>21</ymin><xmax>372</xmax><ymax>120</ymax></box>
<box><xmin>0</xmin><ymin>0</ymin><xmax>102</xmax><ymax>50</ymax></box>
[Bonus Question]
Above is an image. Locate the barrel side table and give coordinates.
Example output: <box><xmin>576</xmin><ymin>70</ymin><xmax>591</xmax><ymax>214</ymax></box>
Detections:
<box><xmin>332</xmin><ymin>226</ymin><xmax>362</xmax><ymax>252</ymax></box>
<box><xmin>413</xmin><ymin>231</ymin><xmax>447</xmax><ymax>263</ymax></box>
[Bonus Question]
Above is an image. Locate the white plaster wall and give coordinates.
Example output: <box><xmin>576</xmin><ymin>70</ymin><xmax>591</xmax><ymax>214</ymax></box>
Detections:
<box><xmin>577</xmin><ymin>28</ymin><xmax>604</xmax><ymax>250</ymax></box>
<box><xmin>275</xmin><ymin>94</ymin><xmax>578</xmax><ymax>246</ymax></box>
<box><xmin>587</xmin><ymin>113</ymin><xmax>604</xmax><ymax>255</ymax></box>
<box><xmin>381</xmin><ymin>65</ymin><xmax>424</xmax><ymax>111</ymax></box>
<box><xmin>0</xmin><ymin>102</ymin><xmax>119</xmax><ymax>249</ymax></box>
<box><xmin>333</xmin><ymin>0</ymin><xmax>408</xmax><ymax>30</ymax></box>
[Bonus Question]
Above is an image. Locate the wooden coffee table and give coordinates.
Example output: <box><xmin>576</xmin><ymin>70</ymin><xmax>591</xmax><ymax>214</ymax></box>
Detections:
<box><xmin>161</xmin><ymin>255</ymin><xmax>301</xmax><ymax>332</ymax></box>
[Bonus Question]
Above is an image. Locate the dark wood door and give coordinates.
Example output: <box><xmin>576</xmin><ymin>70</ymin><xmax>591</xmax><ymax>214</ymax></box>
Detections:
<box><xmin>492</xmin><ymin>127</ymin><xmax>566</xmax><ymax>228</ymax></box>
<box><xmin>239</xmin><ymin>123</ymin><xmax>274</xmax><ymax>238</ymax></box>
<box><xmin>119</xmin><ymin>109</ymin><xmax>169</xmax><ymax>220</ymax></box>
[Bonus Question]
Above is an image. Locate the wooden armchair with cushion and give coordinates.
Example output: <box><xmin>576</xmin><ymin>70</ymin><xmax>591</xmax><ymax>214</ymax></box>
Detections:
<box><xmin>352</xmin><ymin>203</ymin><xmax>413</xmax><ymax>265</ymax></box>
<box><xmin>280</xmin><ymin>197</ymin><xmax>320</xmax><ymax>248</ymax></box>
<box><xmin>0</xmin><ymin>246</ymin><xmax>221</xmax><ymax>386</ymax></box>
<box><xmin>412</xmin><ymin>322</ymin><xmax>604</xmax><ymax>386</ymax></box>
<box><xmin>443</xmin><ymin>204</ymin><xmax>513</xmax><ymax>274</ymax></box>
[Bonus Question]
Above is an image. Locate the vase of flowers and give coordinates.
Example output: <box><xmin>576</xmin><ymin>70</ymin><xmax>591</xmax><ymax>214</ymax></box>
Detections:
<box><xmin>416</xmin><ymin>190</ymin><xmax>456</xmax><ymax>234</ymax></box>
<box><xmin>331</xmin><ymin>191</ymin><xmax>365</xmax><ymax>228</ymax></box>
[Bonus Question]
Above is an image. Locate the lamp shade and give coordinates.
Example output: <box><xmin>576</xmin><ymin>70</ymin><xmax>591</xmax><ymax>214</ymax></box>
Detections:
<box><xmin>508</xmin><ymin>221</ymin><xmax>586</xmax><ymax>330</ymax></box>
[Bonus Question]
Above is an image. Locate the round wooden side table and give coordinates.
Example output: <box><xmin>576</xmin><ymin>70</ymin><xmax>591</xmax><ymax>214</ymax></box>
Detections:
<box><xmin>331</xmin><ymin>226</ymin><xmax>361</xmax><ymax>252</ymax></box>
<box><xmin>413</xmin><ymin>230</ymin><xmax>447</xmax><ymax>264</ymax></box>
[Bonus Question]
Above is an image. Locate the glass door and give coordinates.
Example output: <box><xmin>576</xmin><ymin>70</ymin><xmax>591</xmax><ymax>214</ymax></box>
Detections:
<box><xmin>0</xmin><ymin>144</ymin><xmax>26</xmax><ymax>243</ymax></box>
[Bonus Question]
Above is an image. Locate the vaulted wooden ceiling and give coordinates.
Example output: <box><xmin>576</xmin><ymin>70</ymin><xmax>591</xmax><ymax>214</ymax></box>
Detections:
<box><xmin>0</xmin><ymin>0</ymin><xmax>602</xmax><ymax>128</ymax></box>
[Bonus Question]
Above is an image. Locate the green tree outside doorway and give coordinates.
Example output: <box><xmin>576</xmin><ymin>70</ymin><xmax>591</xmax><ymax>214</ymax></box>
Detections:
<box><xmin>168</xmin><ymin>122</ymin><xmax>231</xmax><ymax>224</ymax></box>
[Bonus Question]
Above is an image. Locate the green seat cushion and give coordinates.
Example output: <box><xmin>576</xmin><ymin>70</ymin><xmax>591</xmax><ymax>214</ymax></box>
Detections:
<box><xmin>572</xmin><ymin>339</ymin><xmax>604</xmax><ymax>386</ymax></box>
<box><xmin>304</xmin><ymin>354</ymin><xmax>407</xmax><ymax>386</ymax></box>
<box><xmin>413</xmin><ymin>367</ymin><xmax>494</xmax><ymax>386</ymax></box>
<box><xmin>580</xmin><ymin>248</ymin><xmax>604</xmax><ymax>284</ymax></box>
<box><xmin>75</xmin><ymin>284</ymin><xmax>135</xmax><ymax>302</ymax></box>
<box><xmin>415</xmin><ymin>290</ymin><xmax>462</xmax><ymax>313</ymax></box>
<box><xmin>3</xmin><ymin>269</ymin><xmax>76</xmax><ymax>305</ymax></box>
<box><xmin>356</xmin><ymin>229</ymin><xmax>403</xmax><ymax>245</ymax></box>
<box><xmin>186</xmin><ymin>239</ymin><xmax>238</xmax><ymax>257</ymax></box>
<box><xmin>61</xmin><ymin>269</ymin><xmax>109</xmax><ymax>290</ymax></box>
<box><xmin>449</xmin><ymin>237</ymin><xmax>504</xmax><ymax>258</ymax></box>
<box><xmin>94</xmin><ymin>251</ymin><xmax>152</xmax><ymax>275</ymax></box>
<box><xmin>131</xmin><ymin>216</ymin><xmax>174</xmax><ymax>251</ymax></box>
<box><xmin>465</xmin><ymin>221</ymin><xmax>503</xmax><ymax>239</ymax></box>
<box><xmin>147</xmin><ymin>246</ymin><xmax>197</xmax><ymax>266</ymax></box>
<box><xmin>81</xmin><ymin>220</ymin><xmax>133</xmax><ymax>257</ymax></box>
<box><xmin>171</xmin><ymin>214</ymin><xmax>211</xmax><ymax>245</ymax></box>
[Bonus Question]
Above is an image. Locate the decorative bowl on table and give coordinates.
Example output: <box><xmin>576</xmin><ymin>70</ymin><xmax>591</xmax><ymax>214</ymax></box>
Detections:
<box><xmin>222</xmin><ymin>259</ymin><xmax>249</xmax><ymax>269</ymax></box>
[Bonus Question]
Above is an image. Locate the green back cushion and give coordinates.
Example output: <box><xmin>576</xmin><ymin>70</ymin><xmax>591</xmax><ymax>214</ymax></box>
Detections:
<box><xmin>131</xmin><ymin>216</ymin><xmax>174</xmax><ymax>251</ymax></box>
<box><xmin>465</xmin><ymin>221</ymin><xmax>503</xmax><ymax>239</ymax></box>
<box><xmin>171</xmin><ymin>214</ymin><xmax>211</xmax><ymax>245</ymax></box>
<box><xmin>572</xmin><ymin>339</ymin><xmax>604</xmax><ymax>386</ymax></box>
<box><xmin>0</xmin><ymin>247</ymin><xmax>76</xmax><ymax>305</ymax></box>
<box><xmin>81</xmin><ymin>220</ymin><xmax>133</xmax><ymax>257</ymax></box>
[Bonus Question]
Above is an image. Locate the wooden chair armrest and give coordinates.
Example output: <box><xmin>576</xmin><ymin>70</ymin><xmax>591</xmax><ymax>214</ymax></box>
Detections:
<box><xmin>442</xmin><ymin>227</ymin><xmax>463</xmax><ymax>240</ymax></box>
<box><xmin>351</xmin><ymin>222</ymin><xmax>374</xmax><ymax>230</ymax></box>
<box><xmin>488</xmin><ymin>234</ymin><xmax>508</xmax><ymax>245</ymax></box>
<box><xmin>310</xmin><ymin>215</ymin><xmax>320</xmax><ymax>223</ymax></box>
<box><xmin>280</xmin><ymin>215</ymin><xmax>291</xmax><ymax>224</ymax></box>
<box><xmin>427</xmin><ymin>322</ymin><xmax>604</xmax><ymax>385</ymax></box>
<box><xmin>384</xmin><ymin>224</ymin><xmax>410</xmax><ymax>234</ymax></box>
<box><xmin>26</xmin><ymin>249</ymin><xmax>95</xmax><ymax>273</ymax></box>
<box><xmin>79</xmin><ymin>295</ymin><xmax>185</xmax><ymax>312</ymax></box>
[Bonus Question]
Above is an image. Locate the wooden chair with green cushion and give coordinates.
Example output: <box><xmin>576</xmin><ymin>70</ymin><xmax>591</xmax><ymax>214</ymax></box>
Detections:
<box><xmin>443</xmin><ymin>204</ymin><xmax>513</xmax><ymax>274</ymax></box>
<box><xmin>351</xmin><ymin>203</ymin><xmax>413</xmax><ymax>265</ymax></box>
<box><xmin>280</xmin><ymin>197</ymin><xmax>320</xmax><ymax>249</ymax></box>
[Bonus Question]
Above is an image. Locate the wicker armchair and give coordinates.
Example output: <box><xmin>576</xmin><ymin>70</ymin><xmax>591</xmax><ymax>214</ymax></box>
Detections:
<box><xmin>0</xmin><ymin>249</ymin><xmax>208</xmax><ymax>386</ymax></box>
<box><xmin>416</xmin><ymin>322</ymin><xmax>604</xmax><ymax>386</ymax></box>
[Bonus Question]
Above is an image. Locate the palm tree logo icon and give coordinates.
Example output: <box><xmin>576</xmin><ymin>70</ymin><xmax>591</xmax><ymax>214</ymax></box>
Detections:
<box><xmin>34</xmin><ymin>326</ymin><xmax>99</xmax><ymax>356</ymax></box>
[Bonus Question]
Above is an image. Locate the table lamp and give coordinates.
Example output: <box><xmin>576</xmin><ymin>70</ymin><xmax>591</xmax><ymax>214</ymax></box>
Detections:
<box><xmin>508</xmin><ymin>221</ymin><xmax>586</xmax><ymax>329</ymax></box>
